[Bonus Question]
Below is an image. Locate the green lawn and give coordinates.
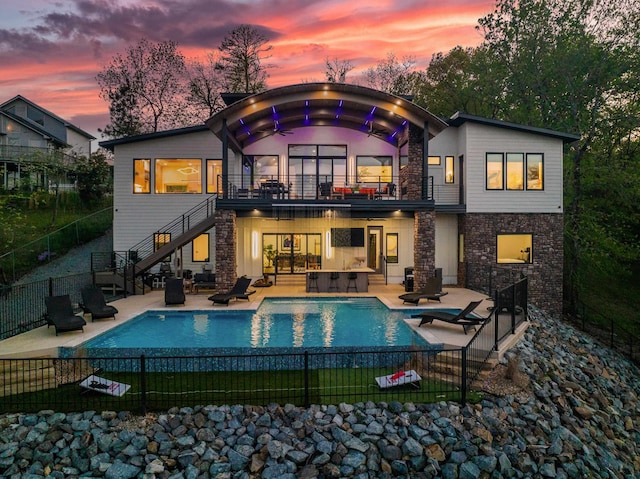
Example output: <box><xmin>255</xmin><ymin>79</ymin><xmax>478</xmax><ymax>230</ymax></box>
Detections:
<box><xmin>0</xmin><ymin>367</ymin><xmax>476</xmax><ymax>414</ymax></box>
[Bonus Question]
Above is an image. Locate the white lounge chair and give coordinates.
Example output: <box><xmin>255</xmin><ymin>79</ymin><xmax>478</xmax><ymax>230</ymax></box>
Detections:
<box><xmin>79</xmin><ymin>375</ymin><xmax>130</xmax><ymax>397</ymax></box>
<box><xmin>375</xmin><ymin>369</ymin><xmax>422</xmax><ymax>389</ymax></box>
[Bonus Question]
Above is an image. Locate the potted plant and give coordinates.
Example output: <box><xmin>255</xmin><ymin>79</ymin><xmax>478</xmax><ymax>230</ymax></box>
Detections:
<box><xmin>263</xmin><ymin>244</ymin><xmax>277</xmax><ymax>273</ymax></box>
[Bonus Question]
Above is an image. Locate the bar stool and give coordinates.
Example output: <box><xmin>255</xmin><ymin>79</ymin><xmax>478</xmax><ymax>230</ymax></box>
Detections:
<box><xmin>308</xmin><ymin>272</ymin><xmax>319</xmax><ymax>292</ymax></box>
<box><xmin>329</xmin><ymin>272</ymin><xmax>340</xmax><ymax>291</ymax></box>
<box><xmin>347</xmin><ymin>272</ymin><xmax>358</xmax><ymax>292</ymax></box>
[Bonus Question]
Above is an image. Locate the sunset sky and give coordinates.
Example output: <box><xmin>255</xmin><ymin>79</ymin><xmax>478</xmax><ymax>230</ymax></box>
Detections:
<box><xmin>0</xmin><ymin>0</ymin><xmax>494</xmax><ymax>142</ymax></box>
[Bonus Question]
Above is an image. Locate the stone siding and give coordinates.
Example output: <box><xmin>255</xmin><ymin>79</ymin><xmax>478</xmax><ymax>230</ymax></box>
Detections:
<box><xmin>462</xmin><ymin>213</ymin><xmax>563</xmax><ymax>316</ymax></box>
<box><xmin>214</xmin><ymin>209</ymin><xmax>237</xmax><ymax>291</ymax></box>
<box><xmin>413</xmin><ymin>210</ymin><xmax>436</xmax><ymax>289</ymax></box>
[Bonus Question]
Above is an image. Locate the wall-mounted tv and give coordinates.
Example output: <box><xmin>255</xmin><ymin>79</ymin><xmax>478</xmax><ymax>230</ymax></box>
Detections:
<box><xmin>331</xmin><ymin>228</ymin><xmax>365</xmax><ymax>247</ymax></box>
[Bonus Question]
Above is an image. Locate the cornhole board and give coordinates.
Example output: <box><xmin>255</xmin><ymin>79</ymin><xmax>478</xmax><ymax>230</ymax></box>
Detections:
<box><xmin>375</xmin><ymin>369</ymin><xmax>422</xmax><ymax>389</ymax></box>
<box><xmin>79</xmin><ymin>375</ymin><xmax>130</xmax><ymax>397</ymax></box>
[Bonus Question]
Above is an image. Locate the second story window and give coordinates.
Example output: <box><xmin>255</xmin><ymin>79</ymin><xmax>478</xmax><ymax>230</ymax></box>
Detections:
<box><xmin>445</xmin><ymin>156</ymin><xmax>455</xmax><ymax>183</ymax></box>
<box><xmin>133</xmin><ymin>159</ymin><xmax>150</xmax><ymax>193</ymax></box>
<box><xmin>206</xmin><ymin>160</ymin><xmax>222</xmax><ymax>194</ymax></box>
<box><xmin>526</xmin><ymin>153</ymin><xmax>544</xmax><ymax>190</ymax></box>
<box><xmin>486</xmin><ymin>152</ymin><xmax>544</xmax><ymax>190</ymax></box>
<box><xmin>155</xmin><ymin>159</ymin><xmax>202</xmax><ymax>194</ymax></box>
<box><xmin>356</xmin><ymin>155</ymin><xmax>392</xmax><ymax>183</ymax></box>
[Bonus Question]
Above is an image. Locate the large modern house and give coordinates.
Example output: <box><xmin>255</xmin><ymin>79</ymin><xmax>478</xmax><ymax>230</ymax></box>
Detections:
<box><xmin>100</xmin><ymin>83</ymin><xmax>579</xmax><ymax>315</ymax></box>
<box><xmin>0</xmin><ymin>95</ymin><xmax>95</xmax><ymax>191</ymax></box>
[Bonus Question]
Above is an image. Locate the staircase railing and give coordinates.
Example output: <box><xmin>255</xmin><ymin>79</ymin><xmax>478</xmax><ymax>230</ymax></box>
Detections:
<box><xmin>125</xmin><ymin>196</ymin><xmax>217</xmax><ymax>276</ymax></box>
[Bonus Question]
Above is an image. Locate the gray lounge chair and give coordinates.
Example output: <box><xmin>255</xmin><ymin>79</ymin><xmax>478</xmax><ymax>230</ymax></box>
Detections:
<box><xmin>208</xmin><ymin>276</ymin><xmax>254</xmax><ymax>306</ymax></box>
<box><xmin>45</xmin><ymin>295</ymin><xmax>87</xmax><ymax>335</ymax></box>
<box><xmin>411</xmin><ymin>300</ymin><xmax>488</xmax><ymax>334</ymax></box>
<box><xmin>165</xmin><ymin>278</ymin><xmax>186</xmax><ymax>305</ymax></box>
<box><xmin>399</xmin><ymin>277</ymin><xmax>448</xmax><ymax>305</ymax></box>
<box><xmin>81</xmin><ymin>286</ymin><xmax>118</xmax><ymax>321</ymax></box>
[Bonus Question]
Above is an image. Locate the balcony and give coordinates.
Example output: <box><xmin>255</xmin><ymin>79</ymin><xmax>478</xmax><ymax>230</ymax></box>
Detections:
<box><xmin>219</xmin><ymin>174</ymin><xmax>462</xmax><ymax>207</ymax></box>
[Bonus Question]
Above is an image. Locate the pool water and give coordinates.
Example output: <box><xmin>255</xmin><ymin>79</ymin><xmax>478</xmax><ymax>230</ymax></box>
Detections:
<box><xmin>80</xmin><ymin>297</ymin><xmax>426</xmax><ymax>349</ymax></box>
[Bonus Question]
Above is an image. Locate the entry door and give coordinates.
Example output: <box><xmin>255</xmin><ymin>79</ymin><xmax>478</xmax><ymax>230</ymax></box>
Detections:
<box><xmin>367</xmin><ymin>227</ymin><xmax>383</xmax><ymax>273</ymax></box>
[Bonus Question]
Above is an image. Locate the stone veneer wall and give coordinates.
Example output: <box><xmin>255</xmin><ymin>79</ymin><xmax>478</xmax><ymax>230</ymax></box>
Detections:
<box><xmin>399</xmin><ymin>123</ymin><xmax>425</xmax><ymax>201</ymax></box>
<box><xmin>413</xmin><ymin>210</ymin><xmax>436</xmax><ymax>289</ymax></box>
<box><xmin>463</xmin><ymin>213</ymin><xmax>563</xmax><ymax>316</ymax></box>
<box><xmin>214</xmin><ymin>209</ymin><xmax>237</xmax><ymax>291</ymax></box>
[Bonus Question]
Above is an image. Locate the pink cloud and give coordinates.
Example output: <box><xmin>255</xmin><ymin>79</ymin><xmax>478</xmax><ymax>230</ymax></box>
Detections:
<box><xmin>0</xmin><ymin>0</ymin><xmax>494</xmax><ymax>140</ymax></box>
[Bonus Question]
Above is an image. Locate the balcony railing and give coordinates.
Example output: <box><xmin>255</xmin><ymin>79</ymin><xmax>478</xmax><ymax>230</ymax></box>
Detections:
<box><xmin>0</xmin><ymin>145</ymin><xmax>76</xmax><ymax>165</ymax></box>
<box><xmin>219</xmin><ymin>174</ymin><xmax>461</xmax><ymax>204</ymax></box>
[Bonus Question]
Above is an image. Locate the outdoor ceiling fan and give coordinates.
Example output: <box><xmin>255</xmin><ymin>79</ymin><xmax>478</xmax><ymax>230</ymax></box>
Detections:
<box><xmin>367</xmin><ymin>121</ymin><xmax>387</xmax><ymax>139</ymax></box>
<box><xmin>258</xmin><ymin>121</ymin><xmax>294</xmax><ymax>137</ymax></box>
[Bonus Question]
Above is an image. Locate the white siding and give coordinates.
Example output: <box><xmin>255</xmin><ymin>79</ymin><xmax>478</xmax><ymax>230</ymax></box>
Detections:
<box><xmin>461</xmin><ymin>123</ymin><xmax>564</xmax><ymax>213</ymax></box>
<box><xmin>112</xmin><ymin>130</ymin><xmax>223</xmax><ymax>273</ymax></box>
<box><xmin>435</xmin><ymin>214</ymin><xmax>458</xmax><ymax>285</ymax></box>
<box><xmin>66</xmin><ymin>129</ymin><xmax>93</xmax><ymax>156</ymax></box>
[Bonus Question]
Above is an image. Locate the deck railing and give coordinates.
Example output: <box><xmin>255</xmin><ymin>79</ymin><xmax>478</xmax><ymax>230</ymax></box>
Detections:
<box><xmin>218</xmin><ymin>174</ymin><xmax>459</xmax><ymax>204</ymax></box>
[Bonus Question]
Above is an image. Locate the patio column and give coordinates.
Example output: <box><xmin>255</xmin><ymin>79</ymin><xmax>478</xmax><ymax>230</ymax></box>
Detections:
<box><xmin>414</xmin><ymin>210</ymin><xmax>436</xmax><ymax>289</ymax></box>
<box><xmin>215</xmin><ymin>209</ymin><xmax>237</xmax><ymax>291</ymax></box>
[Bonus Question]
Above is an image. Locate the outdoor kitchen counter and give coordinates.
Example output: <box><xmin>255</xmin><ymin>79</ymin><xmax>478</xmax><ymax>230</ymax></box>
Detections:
<box><xmin>305</xmin><ymin>268</ymin><xmax>374</xmax><ymax>293</ymax></box>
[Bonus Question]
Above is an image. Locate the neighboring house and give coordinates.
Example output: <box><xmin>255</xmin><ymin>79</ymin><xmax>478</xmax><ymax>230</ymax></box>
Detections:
<box><xmin>0</xmin><ymin>95</ymin><xmax>95</xmax><ymax>191</ymax></box>
<box><xmin>100</xmin><ymin>83</ymin><xmax>578</xmax><ymax>315</ymax></box>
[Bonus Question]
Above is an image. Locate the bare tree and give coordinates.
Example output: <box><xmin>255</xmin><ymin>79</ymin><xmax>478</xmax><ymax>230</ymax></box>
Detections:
<box><xmin>324</xmin><ymin>57</ymin><xmax>354</xmax><ymax>83</ymax></box>
<box><xmin>97</xmin><ymin>39</ymin><xmax>192</xmax><ymax>137</ymax></box>
<box><xmin>362</xmin><ymin>52</ymin><xmax>419</xmax><ymax>95</ymax></box>
<box><xmin>187</xmin><ymin>52</ymin><xmax>226</xmax><ymax>118</ymax></box>
<box><xmin>218</xmin><ymin>24</ymin><xmax>273</xmax><ymax>93</ymax></box>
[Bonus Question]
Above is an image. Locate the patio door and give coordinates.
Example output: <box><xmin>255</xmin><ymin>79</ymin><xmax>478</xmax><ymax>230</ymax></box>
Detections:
<box><xmin>367</xmin><ymin>226</ymin><xmax>383</xmax><ymax>273</ymax></box>
<box><xmin>262</xmin><ymin>233</ymin><xmax>322</xmax><ymax>275</ymax></box>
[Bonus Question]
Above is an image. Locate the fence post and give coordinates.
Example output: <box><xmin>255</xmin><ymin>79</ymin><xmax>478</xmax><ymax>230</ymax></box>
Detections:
<box><xmin>48</xmin><ymin>277</ymin><xmax>54</xmax><ymax>296</ymax></box>
<box><xmin>461</xmin><ymin>347</ymin><xmax>467</xmax><ymax>404</ymax></box>
<box><xmin>493</xmin><ymin>290</ymin><xmax>499</xmax><ymax>351</ymax></box>
<box><xmin>140</xmin><ymin>354</ymin><xmax>147</xmax><ymax>414</ymax></box>
<box><xmin>304</xmin><ymin>351</ymin><xmax>309</xmax><ymax>408</ymax></box>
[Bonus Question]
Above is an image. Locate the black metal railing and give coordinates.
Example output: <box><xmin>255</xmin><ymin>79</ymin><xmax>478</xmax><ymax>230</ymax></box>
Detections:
<box><xmin>0</xmin><ymin>207</ymin><xmax>113</xmax><ymax>284</ymax></box>
<box><xmin>0</xmin><ymin>272</ymin><xmax>95</xmax><ymax>340</ymax></box>
<box><xmin>0</xmin><ymin>348</ymin><xmax>466</xmax><ymax>413</ymax></box>
<box><xmin>462</xmin><ymin>277</ymin><xmax>529</xmax><ymax>398</ymax></box>
<box><xmin>465</xmin><ymin>263</ymin><xmax>528</xmax><ymax>298</ymax></box>
<box><xmin>2</xmin><ymin>274</ymin><xmax>530</xmax><ymax>411</ymax></box>
<box><xmin>126</xmin><ymin>196</ymin><xmax>217</xmax><ymax>269</ymax></box>
<box><xmin>218</xmin><ymin>174</ymin><xmax>458</xmax><ymax>203</ymax></box>
<box><xmin>567</xmin><ymin>301</ymin><xmax>639</xmax><ymax>364</ymax></box>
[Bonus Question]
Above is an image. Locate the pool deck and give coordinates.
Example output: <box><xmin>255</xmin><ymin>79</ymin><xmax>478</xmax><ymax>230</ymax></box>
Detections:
<box><xmin>0</xmin><ymin>281</ymin><xmax>527</xmax><ymax>359</ymax></box>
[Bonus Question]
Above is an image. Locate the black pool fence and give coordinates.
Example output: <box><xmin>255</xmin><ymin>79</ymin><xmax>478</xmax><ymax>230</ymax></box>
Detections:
<box><xmin>1</xmin><ymin>279</ymin><xmax>529</xmax><ymax>412</ymax></box>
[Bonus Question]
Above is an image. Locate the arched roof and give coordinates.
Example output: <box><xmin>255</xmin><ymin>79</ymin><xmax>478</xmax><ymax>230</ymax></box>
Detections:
<box><xmin>205</xmin><ymin>83</ymin><xmax>447</xmax><ymax>151</ymax></box>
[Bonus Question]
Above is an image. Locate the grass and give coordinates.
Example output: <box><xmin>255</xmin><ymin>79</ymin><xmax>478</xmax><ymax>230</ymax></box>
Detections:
<box><xmin>0</xmin><ymin>194</ymin><xmax>113</xmax><ymax>281</ymax></box>
<box><xmin>0</xmin><ymin>367</ymin><xmax>479</xmax><ymax>414</ymax></box>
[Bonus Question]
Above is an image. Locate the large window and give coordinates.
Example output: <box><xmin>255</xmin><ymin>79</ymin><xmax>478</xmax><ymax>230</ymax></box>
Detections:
<box><xmin>497</xmin><ymin>233</ymin><xmax>532</xmax><ymax>264</ymax></box>
<box><xmin>192</xmin><ymin>234</ymin><xmax>209</xmax><ymax>262</ymax></box>
<box><xmin>526</xmin><ymin>153</ymin><xmax>544</xmax><ymax>190</ymax></box>
<box><xmin>356</xmin><ymin>155</ymin><xmax>392</xmax><ymax>183</ymax></box>
<box><xmin>486</xmin><ymin>153</ymin><xmax>504</xmax><ymax>190</ymax></box>
<box><xmin>206</xmin><ymin>160</ymin><xmax>222</xmax><ymax>194</ymax></box>
<box><xmin>506</xmin><ymin>153</ymin><xmax>524</xmax><ymax>190</ymax></box>
<box><xmin>133</xmin><ymin>159</ymin><xmax>150</xmax><ymax>193</ymax></box>
<box><xmin>155</xmin><ymin>159</ymin><xmax>202</xmax><ymax>194</ymax></box>
<box><xmin>487</xmin><ymin>152</ymin><xmax>544</xmax><ymax>190</ymax></box>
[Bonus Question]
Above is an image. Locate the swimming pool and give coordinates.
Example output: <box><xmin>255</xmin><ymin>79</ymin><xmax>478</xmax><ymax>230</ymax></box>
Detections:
<box><xmin>64</xmin><ymin>297</ymin><xmax>441</xmax><ymax>372</ymax></box>
<box><xmin>79</xmin><ymin>297</ymin><xmax>426</xmax><ymax>350</ymax></box>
